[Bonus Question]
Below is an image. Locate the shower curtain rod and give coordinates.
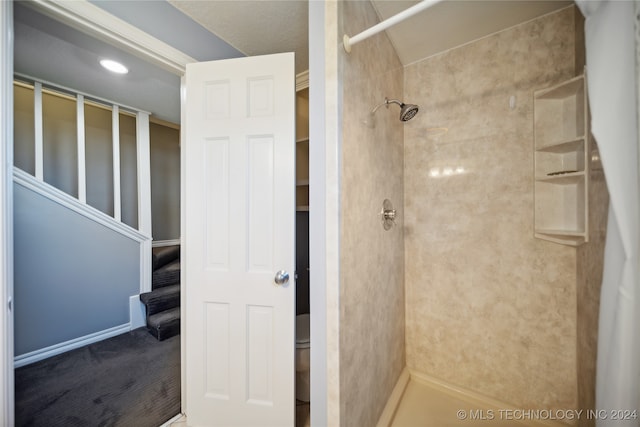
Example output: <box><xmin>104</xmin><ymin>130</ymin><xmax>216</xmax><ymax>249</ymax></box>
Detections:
<box><xmin>343</xmin><ymin>0</ymin><xmax>444</xmax><ymax>53</ymax></box>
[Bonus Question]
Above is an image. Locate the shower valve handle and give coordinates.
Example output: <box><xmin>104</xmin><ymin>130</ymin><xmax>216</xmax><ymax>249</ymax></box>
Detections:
<box><xmin>383</xmin><ymin>209</ymin><xmax>396</xmax><ymax>221</ymax></box>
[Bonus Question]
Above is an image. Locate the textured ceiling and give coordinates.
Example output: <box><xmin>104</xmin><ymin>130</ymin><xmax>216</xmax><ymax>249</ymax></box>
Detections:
<box><xmin>168</xmin><ymin>0</ymin><xmax>570</xmax><ymax>72</ymax></box>
<box><xmin>168</xmin><ymin>0</ymin><xmax>309</xmax><ymax>75</ymax></box>
<box><xmin>370</xmin><ymin>0</ymin><xmax>572</xmax><ymax>65</ymax></box>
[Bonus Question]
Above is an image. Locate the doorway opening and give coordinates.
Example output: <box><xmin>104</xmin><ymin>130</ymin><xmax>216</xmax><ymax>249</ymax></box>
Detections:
<box><xmin>12</xmin><ymin>3</ymin><xmax>182</xmax><ymax>425</ymax></box>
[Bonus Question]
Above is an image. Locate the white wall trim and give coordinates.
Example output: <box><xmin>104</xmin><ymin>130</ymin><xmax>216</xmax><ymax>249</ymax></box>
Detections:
<box><xmin>15</xmin><ymin>72</ymin><xmax>151</xmax><ymax>117</ymax></box>
<box><xmin>309</xmin><ymin>1</ymin><xmax>340</xmax><ymax>425</ymax></box>
<box><xmin>136</xmin><ymin>112</ymin><xmax>152</xmax><ymax>293</ymax></box>
<box><xmin>112</xmin><ymin>105</ymin><xmax>121</xmax><ymax>222</ymax></box>
<box><xmin>13</xmin><ymin>167</ymin><xmax>150</xmax><ymax>244</ymax></box>
<box><xmin>296</xmin><ymin>70</ymin><xmax>309</xmax><ymax>91</ymax></box>
<box><xmin>179</xmin><ymin>74</ymin><xmax>188</xmax><ymax>414</ymax></box>
<box><xmin>0</xmin><ymin>0</ymin><xmax>13</xmax><ymax>424</ymax></box>
<box><xmin>26</xmin><ymin>0</ymin><xmax>193</xmax><ymax>75</ymax></box>
<box><xmin>153</xmin><ymin>239</ymin><xmax>181</xmax><ymax>248</ymax></box>
<box><xmin>140</xmin><ymin>240</ymin><xmax>152</xmax><ymax>293</ymax></box>
<box><xmin>129</xmin><ymin>294</ymin><xmax>146</xmax><ymax>330</ymax></box>
<box><xmin>76</xmin><ymin>94</ymin><xmax>87</xmax><ymax>203</ymax></box>
<box><xmin>13</xmin><ymin>323</ymin><xmax>130</xmax><ymax>368</ymax></box>
<box><xmin>158</xmin><ymin>413</ymin><xmax>185</xmax><ymax>427</ymax></box>
<box><xmin>34</xmin><ymin>82</ymin><xmax>43</xmax><ymax>181</ymax></box>
<box><xmin>136</xmin><ymin>112</ymin><xmax>152</xmax><ymax>237</ymax></box>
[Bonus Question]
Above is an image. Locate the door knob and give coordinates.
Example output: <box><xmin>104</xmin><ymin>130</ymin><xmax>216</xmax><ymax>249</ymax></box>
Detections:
<box><xmin>274</xmin><ymin>270</ymin><xmax>290</xmax><ymax>286</ymax></box>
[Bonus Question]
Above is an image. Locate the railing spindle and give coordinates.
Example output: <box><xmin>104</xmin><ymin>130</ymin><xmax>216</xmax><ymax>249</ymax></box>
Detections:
<box><xmin>76</xmin><ymin>94</ymin><xmax>86</xmax><ymax>202</ymax></box>
<box><xmin>112</xmin><ymin>106</ymin><xmax>121</xmax><ymax>221</ymax></box>
<box><xmin>34</xmin><ymin>82</ymin><xmax>43</xmax><ymax>181</ymax></box>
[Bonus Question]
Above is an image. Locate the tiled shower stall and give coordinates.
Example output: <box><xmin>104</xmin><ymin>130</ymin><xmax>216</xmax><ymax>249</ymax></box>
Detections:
<box><xmin>336</xmin><ymin>3</ymin><xmax>608</xmax><ymax>426</ymax></box>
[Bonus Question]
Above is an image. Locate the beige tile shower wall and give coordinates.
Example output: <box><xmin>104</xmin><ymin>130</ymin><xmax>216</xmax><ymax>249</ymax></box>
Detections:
<box><xmin>339</xmin><ymin>1</ymin><xmax>406</xmax><ymax>426</ymax></box>
<box><xmin>576</xmin><ymin>141</ymin><xmax>608</xmax><ymax>427</ymax></box>
<box><xmin>404</xmin><ymin>7</ymin><xmax>579</xmax><ymax>411</ymax></box>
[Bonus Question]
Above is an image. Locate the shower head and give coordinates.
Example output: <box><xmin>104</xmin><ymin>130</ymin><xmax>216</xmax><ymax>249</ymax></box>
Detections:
<box><xmin>386</xmin><ymin>99</ymin><xmax>419</xmax><ymax>121</ymax></box>
<box><xmin>367</xmin><ymin>98</ymin><xmax>419</xmax><ymax>126</ymax></box>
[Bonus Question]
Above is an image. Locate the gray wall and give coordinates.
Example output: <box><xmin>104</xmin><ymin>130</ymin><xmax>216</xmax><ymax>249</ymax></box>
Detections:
<box><xmin>13</xmin><ymin>182</ymin><xmax>140</xmax><ymax>356</ymax></box>
<box><xmin>119</xmin><ymin>114</ymin><xmax>139</xmax><ymax>230</ymax></box>
<box><xmin>150</xmin><ymin>122</ymin><xmax>180</xmax><ymax>241</ymax></box>
<box><xmin>14</xmin><ymin>84</ymin><xmax>35</xmax><ymax>175</ymax></box>
<box><xmin>42</xmin><ymin>91</ymin><xmax>78</xmax><ymax>197</ymax></box>
<box><xmin>85</xmin><ymin>103</ymin><xmax>114</xmax><ymax>216</ymax></box>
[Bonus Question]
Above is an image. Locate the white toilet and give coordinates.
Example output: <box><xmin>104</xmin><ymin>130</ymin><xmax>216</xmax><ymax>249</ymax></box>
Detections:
<box><xmin>295</xmin><ymin>313</ymin><xmax>311</xmax><ymax>402</ymax></box>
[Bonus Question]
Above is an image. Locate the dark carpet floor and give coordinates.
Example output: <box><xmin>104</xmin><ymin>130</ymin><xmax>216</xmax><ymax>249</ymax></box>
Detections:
<box><xmin>15</xmin><ymin>327</ymin><xmax>180</xmax><ymax>427</ymax></box>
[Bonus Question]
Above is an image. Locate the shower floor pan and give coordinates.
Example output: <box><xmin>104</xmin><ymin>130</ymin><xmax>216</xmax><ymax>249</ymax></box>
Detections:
<box><xmin>388</xmin><ymin>375</ymin><xmax>567</xmax><ymax>427</ymax></box>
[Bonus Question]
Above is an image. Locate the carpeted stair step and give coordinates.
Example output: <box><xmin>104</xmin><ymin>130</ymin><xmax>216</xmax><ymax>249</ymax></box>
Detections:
<box><xmin>152</xmin><ymin>246</ymin><xmax>180</xmax><ymax>271</ymax></box>
<box><xmin>152</xmin><ymin>259</ymin><xmax>180</xmax><ymax>290</ymax></box>
<box><xmin>140</xmin><ymin>284</ymin><xmax>180</xmax><ymax>316</ymax></box>
<box><xmin>147</xmin><ymin>307</ymin><xmax>180</xmax><ymax>341</ymax></box>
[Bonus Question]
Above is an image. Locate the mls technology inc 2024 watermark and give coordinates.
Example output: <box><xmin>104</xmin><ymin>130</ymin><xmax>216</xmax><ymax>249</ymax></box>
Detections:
<box><xmin>456</xmin><ymin>409</ymin><xmax>638</xmax><ymax>422</ymax></box>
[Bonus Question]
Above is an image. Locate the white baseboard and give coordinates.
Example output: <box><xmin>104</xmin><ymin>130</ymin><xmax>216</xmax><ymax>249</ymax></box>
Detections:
<box><xmin>376</xmin><ymin>367</ymin><xmax>410</xmax><ymax>427</ymax></box>
<box><xmin>158</xmin><ymin>413</ymin><xmax>185</xmax><ymax>427</ymax></box>
<box><xmin>15</xmin><ymin>296</ymin><xmax>148</xmax><ymax>368</ymax></box>
<box><xmin>14</xmin><ymin>323</ymin><xmax>130</xmax><ymax>368</ymax></box>
<box><xmin>130</xmin><ymin>295</ymin><xmax>146</xmax><ymax>330</ymax></box>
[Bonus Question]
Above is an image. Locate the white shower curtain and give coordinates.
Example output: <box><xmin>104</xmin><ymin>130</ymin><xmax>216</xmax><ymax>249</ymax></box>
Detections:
<box><xmin>574</xmin><ymin>1</ymin><xmax>640</xmax><ymax>425</ymax></box>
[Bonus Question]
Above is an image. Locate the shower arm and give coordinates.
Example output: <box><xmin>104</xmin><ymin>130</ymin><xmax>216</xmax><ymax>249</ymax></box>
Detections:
<box><xmin>343</xmin><ymin>0</ymin><xmax>444</xmax><ymax>53</ymax></box>
<box><xmin>368</xmin><ymin>97</ymin><xmax>419</xmax><ymax>124</ymax></box>
<box><xmin>370</xmin><ymin>98</ymin><xmax>403</xmax><ymax>114</ymax></box>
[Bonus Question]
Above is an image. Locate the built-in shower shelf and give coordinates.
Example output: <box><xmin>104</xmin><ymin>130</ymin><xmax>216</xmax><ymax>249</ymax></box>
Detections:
<box><xmin>533</xmin><ymin>73</ymin><xmax>590</xmax><ymax>246</ymax></box>
<box><xmin>536</xmin><ymin>137</ymin><xmax>585</xmax><ymax>153</ymax></box>
<box><xmin>536</xmin><ymin>171</ymin><xmax>585</xmax><ymax>183</ymax></box>
<box><xmin>534</xmin><ymin>230</ymin><xmax>587</xmax><ymax>246</ymax></box>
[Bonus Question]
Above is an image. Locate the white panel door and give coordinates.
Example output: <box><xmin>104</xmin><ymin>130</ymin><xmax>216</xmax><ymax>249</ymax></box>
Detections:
<box><xmin>183</xmin><ymin>53</ymin><xmax>296</xmax><ymax>426</ymax></box>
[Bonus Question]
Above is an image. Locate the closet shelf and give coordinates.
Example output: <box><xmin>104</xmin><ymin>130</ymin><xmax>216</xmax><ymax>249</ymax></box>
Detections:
<box><xmin>296</xmin><ymin>86</ymin><xmax>310</xmax><ymax>215</ymax></box>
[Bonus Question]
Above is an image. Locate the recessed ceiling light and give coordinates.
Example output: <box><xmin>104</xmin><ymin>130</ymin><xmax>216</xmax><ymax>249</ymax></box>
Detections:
<box><xmin>100</xmin><ymin>59</ymin><xmax>128</xmax><ymax>74</ymax></box>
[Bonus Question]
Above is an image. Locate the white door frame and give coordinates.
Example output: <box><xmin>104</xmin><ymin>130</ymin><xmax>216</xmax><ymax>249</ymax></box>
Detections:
<box><xmin>308</xmin><ymin>2</ymin><xmax>339</xmax><ymax>425</ymax></box>
<box><xmin>1</xmin><ymin>0</ymin><xmax>14</xmax><ymax>424</ymax></box>
<box><xmin>1</xmin><ymin>1</ymin><xmax>335</xmax><ymax>424</ymax></box>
